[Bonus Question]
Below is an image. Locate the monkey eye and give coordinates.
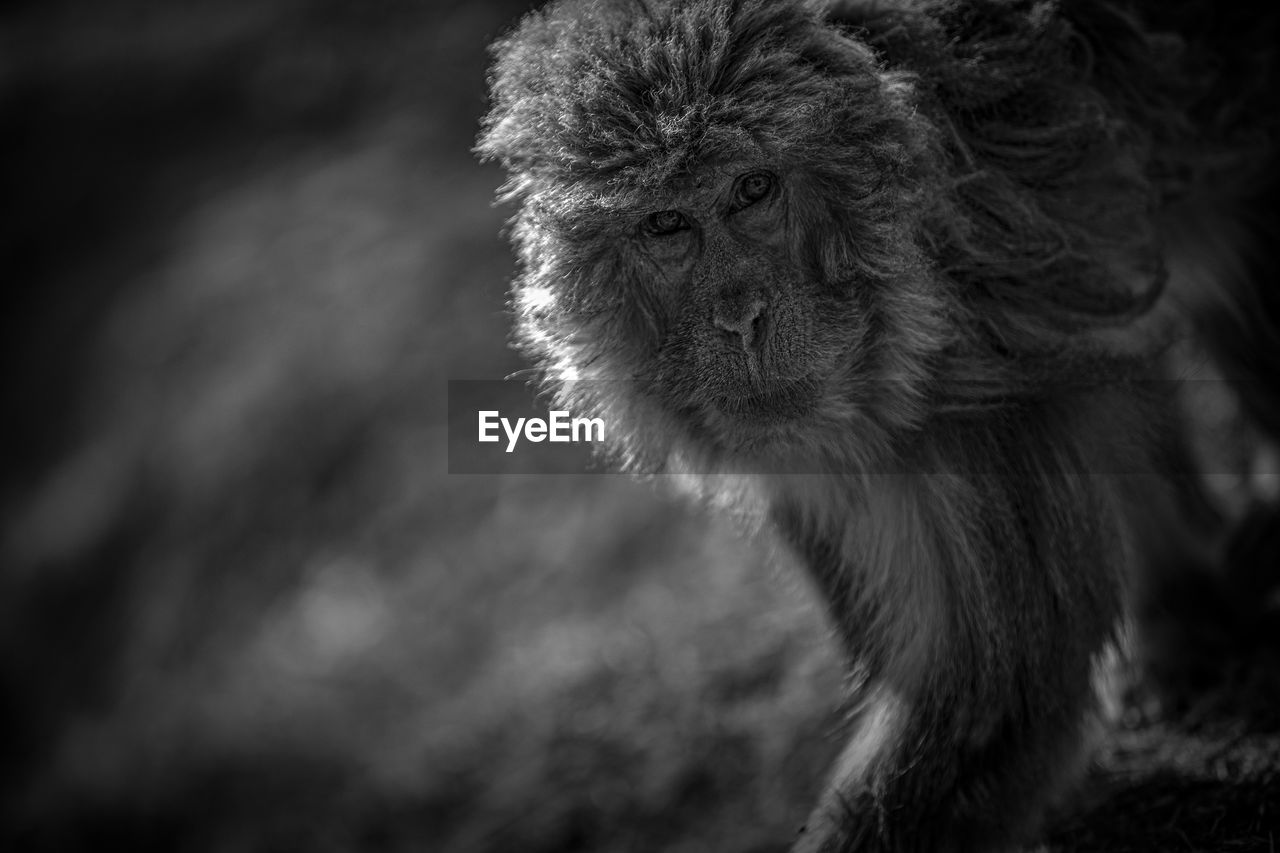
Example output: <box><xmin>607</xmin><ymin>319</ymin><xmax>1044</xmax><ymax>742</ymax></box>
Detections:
<box><xmin>733</xmin><ymin>172</ymin><xmax>774</xmax><ymax>208</ymax></box>
<box><xmin>644</xmin><ymin>209</ymin><xmax>690</xmax><ymax>236</ymax></box>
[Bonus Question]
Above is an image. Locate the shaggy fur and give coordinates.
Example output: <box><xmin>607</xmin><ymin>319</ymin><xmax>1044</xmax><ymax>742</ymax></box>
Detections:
<box><xmin>478</xmin><ymin>1</ymin><xmax>1279</xmax><ymax>850</ymax></box>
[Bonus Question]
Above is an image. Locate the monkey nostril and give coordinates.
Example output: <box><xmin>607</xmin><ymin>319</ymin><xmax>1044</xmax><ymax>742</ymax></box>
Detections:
<box><xmin>713</xmin><ymin>298</ymin><xmax>768</xmax><ymax>351</ymax></box>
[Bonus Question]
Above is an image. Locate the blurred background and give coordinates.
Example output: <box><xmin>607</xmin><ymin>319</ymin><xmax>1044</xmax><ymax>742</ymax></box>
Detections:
<box><xmin>1</xmin><ymin>2</ymin><xmax>1277</xmax><ymax>851</ymax></box>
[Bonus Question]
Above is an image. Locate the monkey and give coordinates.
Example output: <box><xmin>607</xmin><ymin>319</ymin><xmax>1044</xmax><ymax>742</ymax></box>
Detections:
<box><xmin>476</xmin><ymin>0</ymin><xmax>1279</xmax><ymax>850</ymax></box>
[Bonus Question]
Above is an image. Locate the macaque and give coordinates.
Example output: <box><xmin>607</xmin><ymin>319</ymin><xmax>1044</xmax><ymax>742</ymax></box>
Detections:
<box><xmin>477</xmin><ymin>0</ymin><xmax>1278</xmax><ymax>849</ymax></box>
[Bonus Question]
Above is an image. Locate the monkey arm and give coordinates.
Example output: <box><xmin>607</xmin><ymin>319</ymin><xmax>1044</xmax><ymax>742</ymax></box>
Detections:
<box><xmin>774</xmin><ymin>394</ymin><xmax>1138</xmax><ymax>852</ymax></box>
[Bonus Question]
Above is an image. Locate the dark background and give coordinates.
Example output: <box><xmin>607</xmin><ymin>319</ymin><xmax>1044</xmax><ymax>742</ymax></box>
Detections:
<box><xmin>2</xmin><ymin>2</ymin><xmax>1277</xmax><ymax>851</ymax></box>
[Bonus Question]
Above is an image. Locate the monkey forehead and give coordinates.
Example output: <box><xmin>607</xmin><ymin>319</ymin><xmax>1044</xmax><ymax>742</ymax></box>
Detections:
<box><xmin>523</xmin><ymin>154</ymin><xmax>762</xmax><ymax>227</ymax></box>
<box><xmin>602</xmin><ymin>147</ymin><xmax>769</xmax><ymax>207</ymax></box>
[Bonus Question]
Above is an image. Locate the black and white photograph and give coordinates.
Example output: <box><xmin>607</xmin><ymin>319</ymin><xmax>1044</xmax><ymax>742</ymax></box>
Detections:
<box><xmin>4</xmin><ymin>1</ymin><xmax>1279</xmax><ymax>850</ymax></box>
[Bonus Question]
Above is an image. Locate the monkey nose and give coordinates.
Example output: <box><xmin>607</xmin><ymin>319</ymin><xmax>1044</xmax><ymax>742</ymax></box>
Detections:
<box><xmin>713</xmin><ymin>297</ymin><xmax>768</xmax><ymax>352</ymax></box>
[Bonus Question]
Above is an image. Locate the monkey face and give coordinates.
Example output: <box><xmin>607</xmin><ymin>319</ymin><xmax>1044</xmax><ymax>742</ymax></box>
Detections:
<box><xmin>503</xmin><ymin>153</ymin><xmax>945</xmax><ymax>472</ymax></box>
<box><xmin>633</xmin><ymin>164</ymin><xmax>874</xmax><ymax>443</ymax></box>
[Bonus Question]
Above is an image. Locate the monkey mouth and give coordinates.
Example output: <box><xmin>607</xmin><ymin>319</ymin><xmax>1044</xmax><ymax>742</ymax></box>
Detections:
<box><xmin>709</xmin><ymin>377</ymin><xmax>820</xmax><ymax>423</ymax></box>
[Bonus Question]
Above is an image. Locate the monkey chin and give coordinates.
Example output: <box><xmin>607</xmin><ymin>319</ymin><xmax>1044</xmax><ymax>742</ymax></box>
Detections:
<box><xmin>696</xmin><ymin>376</ymin><xmax>823</xmax><ymax>457</ymax></box>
